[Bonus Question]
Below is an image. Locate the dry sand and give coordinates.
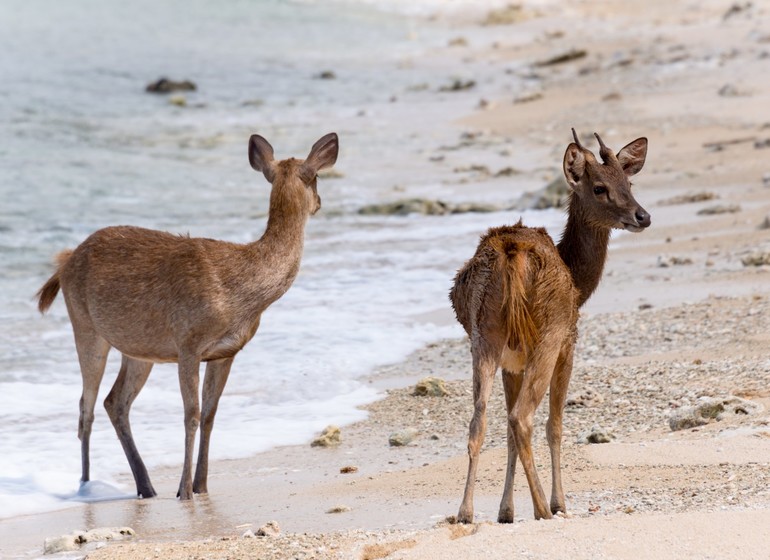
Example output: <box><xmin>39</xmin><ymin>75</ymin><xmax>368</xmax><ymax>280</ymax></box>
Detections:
<box><xmin>4</xmin><ymin>1</ymin><xmax>770</xmax><ymax>558</ymax></box>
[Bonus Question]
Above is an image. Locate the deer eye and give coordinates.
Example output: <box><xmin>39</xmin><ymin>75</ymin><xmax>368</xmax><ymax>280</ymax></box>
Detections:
<box><xmin>593</xmin><ymin>185</ymin><xmax>607</xmax><ymax>196</ymax></box>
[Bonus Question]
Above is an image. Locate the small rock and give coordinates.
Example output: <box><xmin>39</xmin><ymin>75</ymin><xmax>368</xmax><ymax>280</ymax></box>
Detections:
<box><xmin>359</xmin><ymin>198</ymin><xmax>450</xmax><ymax>216</ymax></box>
<box><xmin>658</xmin><ymin>191</ymin><xmax>716</xmax><ymax>205</ymax></box>
<box><xmin>256</xmin><ymin>521</ymin><xmax>281</xmax><ymax>537</ymax></box>
<box><xmin>577</xmin><ymin>425</ymin><xmax>614</xmax><ymax>444</ymax></box>
<box><xmin>566</xmin><ymin>389</ymin><xmax>604</xmax><ymax>408</ymax></box>
<box><xmin>169</xmin><ymin>95</ymin><xmax>187</xmax><ymax>107</ymax></box>
<box><xmin>516</xmin><ymin>175</ymin><xmax>569</xmax><ymax>210</ymax></box>
<box><xmin>242</xmin><ymin>529</ymin><xmax>256</xmax><ymax>538</ymax></box>
<box><xmin>657</xmin><ymin>255</ymin><xmax>693</xmax><ymax>267</ymax></box>
<box><xmin>439</xmin><ymin>79</ymin><xmax>476</xmax><ymax>92</ymax></box>
<box><xmin>669</xmin><ymin>396</ymin><xmax>761</xmax><ymax>431</ymax></box>
<box><xmin>311</xmin><ymin>425</ymin><xmax>341</xmax><ymax>447</ymax></box>
<box><xmin>481</xmin><ymin>4</ymin><xmax>533</xmax><ymax>26</ymax></box>
<box><xmin>79</xmin><ymin>527</ymin><xmax>135</xmax><ymax>543</ymax></box>
<box><xmin>316</xmin><ymin>70</ymin><xmax>336</xmax><ymax>80</ymax></box>
<box><xmin>757</xmin><ymin>216</ymin><xmax>770</xmax><ymax>230</ymax></box>
<box><xmin>448</xmin><ymin>37</ymin><xmax>468</xmax><ymax>47</ymax></box>
<box><xmin>762</xmin><ymin>172</ymin><xmax>770</xmax><ymax>187</ymax></box>
<box><xmin>413</xmin><ymin>376</ymin><xmax>449</xmax><ymax>397</ymax></box>
<box><xmin>326</xmin><ymin>505</ymin><xmax>351</xmax><ymax>514</ymax></box>
<box><xmin>536</xmin><ymin>48</ymin><xmax>587</xmax><ymax>67</ymax></box>
<box><xmin>696</xmin><ymin>204</ymin><xmax>741</xmax><ymax>215</ymax></box>
<box><xmin>513</xmin><ymin>92</ymin><xmax>543</xmax><ymax>104</ymax></box>
<box><xmin>340</xmin><ymin>465</ymin><xmax>358</xmax><ymax>474</ymax></box>
<box><xmin>44</xmin><ymin>533</ymin><xmax>81</xmax><ymax>554</ymax></box>
<box><xmin>145</xmin><ymin>78</ymin><xmax>196</xmax><ymax>93</ymax></box>
<box><xmin>741</xmin><ymin>252</ymin><xmax>770</xmax><ymax>266</ymax></box>
<box><xmin>389</xmin><ymin>427</ymin><xmax>418</xmax><ymax>447</ymax></box>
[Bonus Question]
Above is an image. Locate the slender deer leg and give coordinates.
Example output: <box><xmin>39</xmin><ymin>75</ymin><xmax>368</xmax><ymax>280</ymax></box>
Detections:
<box><xmin>457</xmin><ymin>340</ymin><xmax>500</xmax><ymax>524</ymax></box>
<box><xmin>104</xmin><ymin>355</ymin><xmax>156</xmax><ymax>498</ymax></box>
<box><xmin>547</xmin><ymin>339</ymin><xmax>576</xmax><ymax>515</ymax></box>
<box><xmin>193</xmin><ymin>356</ymin><xmax>234</xmax><ymax>494</ymax></box>
<box><xmin>177</xmin><ymin>354</ymin><xmax>201</xmax><ymax>500</ymax></box>
<box><xmin>498</xmin><ymin>367</ymin><xmax>524</xmax><ymax>523</ymax></box>
<box><xmin>72</xmin><ymin>328</ymin><xmax>110</xmax><ymax>486</ymax></box>
<box><xmin>512</xmin><ymin>336</ymin><xmax>562</xmax><ymax>520</ymax></box>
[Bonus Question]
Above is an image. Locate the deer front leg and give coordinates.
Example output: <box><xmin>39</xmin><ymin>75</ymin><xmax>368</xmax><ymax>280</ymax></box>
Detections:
<box><xmin>547</xmin><ymin>340</ymin><xmax>575</xmax><ymax>515</ymax></box>
<box><xmin>193</xmin><ymin>356</ymin><xmax>234</xmax><ymax>494</ymax></box>
<box><xmin>104</xmin><ymin>355</ymin><xmax>156</xmax><ymax>498</ymax></box>
<box><xmin>177</xmin><ymin>355</ymin><xmax>201</xmax><ymax>500</ymax></box>
<box><xmin>498</xmin><ymin>368</ymin><xmax>524</xmax><ymax>523</ymax></box>
<box><xmin>457</xmin><ymin>345</ymin><xmax>498</xmax><ymax>524</ymax></box>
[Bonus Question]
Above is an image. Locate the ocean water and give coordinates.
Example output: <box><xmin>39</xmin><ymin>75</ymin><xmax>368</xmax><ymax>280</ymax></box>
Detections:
<box><xmin>0</xmin><ymin>0</ymin><xmax>563</xmax><ymax>518</ymax></box>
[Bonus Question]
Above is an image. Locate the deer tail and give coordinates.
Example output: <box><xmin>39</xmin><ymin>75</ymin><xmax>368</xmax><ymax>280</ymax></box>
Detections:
<box><xmin>37</xmin><ymin>249</ymin><xmax>73</xmax><ymax>313</ymax></box>
<box><xmin>491</xmin><ymin>238</ymin><xmax>539</xmax><ymax>354</ymax></box>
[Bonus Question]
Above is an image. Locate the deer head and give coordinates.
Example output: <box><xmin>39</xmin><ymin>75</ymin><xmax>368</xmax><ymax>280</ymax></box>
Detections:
<box><xmin>562</xmin><ymin>129</ymin><xmax>650</xmax><ymax>232</ymax></box>
<box><xmin>249</xmin><ymin>132</ymin><xmax>339</xmax><ymax>216</ymax></box>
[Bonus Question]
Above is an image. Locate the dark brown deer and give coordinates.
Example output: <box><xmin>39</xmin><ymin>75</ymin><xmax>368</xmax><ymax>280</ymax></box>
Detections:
<box><xmin>450</xmin><ymin>130</ymin><xmax>649</xmax><ymax>522</ymax></box>
<box><xmin>37</xmin><ymin>133</ymin><xmax>339</xmax><ymax>500</ymax></box>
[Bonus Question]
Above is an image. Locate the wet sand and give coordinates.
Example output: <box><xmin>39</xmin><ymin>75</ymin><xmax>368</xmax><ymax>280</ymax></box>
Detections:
<box><xmin>3</xmin><ymin>1</ymin><xmax>770</xmax><ymax>558</ymax></box>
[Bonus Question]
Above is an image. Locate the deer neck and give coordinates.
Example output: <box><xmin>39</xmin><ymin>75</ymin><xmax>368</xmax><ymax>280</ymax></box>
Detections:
<box><xmin>556</xmin><ymin>196</ymin><xmax>611</xmax><ymax>308</ymax></box>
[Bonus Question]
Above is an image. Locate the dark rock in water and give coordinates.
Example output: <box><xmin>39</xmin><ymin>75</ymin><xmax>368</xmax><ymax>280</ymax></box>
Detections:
<box><xmin>146</xmin><ymin>78</ymin><xmax>197</xmax><ymax>93</ymax></box>
<box><xmin>515</xmin><ymin>175</ymin><xmax>569</xmax><ymax>210</ymax></box>
<box><xmin>439</xmin><ymin>79</ymin><xmax>476</xmax><ymax>92</ymax></box>
<box><xmin>658</xmin><ymin>191</ymin><xmax>717</xmax><ymax>206</ymax></box>
<box><xmin>536</xmin><ymin>48</ymin><xmax>588</xmax><ymax>67</ymax></box>
<box><xmin>317</xmin><ymin>70</ymin><xmax>336</xmax><ymax>80</ymax></box>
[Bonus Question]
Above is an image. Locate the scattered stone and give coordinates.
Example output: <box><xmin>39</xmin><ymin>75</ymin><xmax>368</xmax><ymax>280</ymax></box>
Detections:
<box><xmin>513</xmin><ymin>91</ymin><xmax>543</xmax><ymax>104</ymax></box>
<box><xmin>495</xmin><ymin>166</ymin><xmax>520</xmax><ymax>177</ymax></box>
<box><xmin>448</xmin><ymin>37</ymin><xmax>468</xmax><ymax>47</ymax></box>
<box><xmin>762</xmin><ymin>172</ymin><xmax>770</xmax><ymax>187</ymax></box>
<box><xmin>515</xmin><ymin>175</ymin><xmax>569</xmax><ymax>210</ymax></box>
<box><xmin>316</xmin><ymin>70</ymin><xmax>336</xmax><ymax>80</ymax></box>
<box><xmin>242</xmin><ymin>529</ymin><xmax>255</xmax><ymax>538</ymax></box>
<box><xmin>742</xmin><ymin>252</ymin><xmax>770</xmax><ymax>266</ymax></box>
<box><xmin>602</xmin><ymin>92</ymin><xmax>623</xmax><ymax>102</ymax></box>
<box><xmin>754</xmin><ymin>138</ymin><xmax>770</xmax><ymax>149</ymax></box>
<box><xmin>454</xmin><ymin>164</ymin><xmax>491</xmax><ymax>176</ymax></box>
<box><xmin>481</xmin><ymin>4</ymin><xmax>533</xmax><ymax>26</ymax></box>
<box><xmin>256</xmin><ymin>521</ymin><xmax>281</xmax><ymax>537</ymax></box>
<box><xmin>718</xmin><ymin>84</ymin><xmax>746</xmax><ymax>97</ymax></box>
<box><xmin>340</xmin><ymin>465</ymin><xmax>358</xmax><ymax>474</ymax></box>
<box><xmin>358</xmin><ymin>198</ymin><xmax>499</xmax><ymax>216</ymax></box>
<box><xmin>241</xmin><ymin>98</ymin><xmax>264</xmax><ymax>107</ymax></box>
<box><xmin>703</xmin><ymin>137</ymin><xmax>755</xmax><ymax>151</ymax></box>
<box><xmin>478</xmin><ymin>98</ymin><xmax>494</xmax><ymax>110</ymax></box>
<box><xmin>169</xmin><ymin>95</ymin><xmax>187</xmax><ymax>107</ymax></box>
<box><xmin>658</xmin><ymin>191</ymin><xmax>716</xmax><ymax>205</ymax></box>
<box><xmin>44</xmin><ymin>533</ymin><xmax>80</xmax><ymax>554</ymax></box>
<box><xmin>145</xmin><ymin>78</ymin><xmax>196</xmax><ymax>93</ymax></box>
<box><xmin>566</xmin><ymin>389</ymin><xmax>605</xmax><ymax>409</ymax></box>
<box><xmin>757</xmin><ymin>216</ymin><xmax>770</xmax><ymax>230</ymax></box>
<box><xmin>536</xmin><ymin>48</ymin><xmax>587</xmax><ymax>67</ymax></box>
<box><xmin>311</xmin><ymin>425</ymin><xmax>341</xmax><ymax>447</ymax></box>
<box><xmin>326</xmin><ymin>505</ymin><xmax>352</xmax><ymax>514</ymax></box>
<box><xmin>657</xmin><ymin>255</ymin><xmax>693</xmax><ymax>267</ymax></box>
<box><xmin>669</xmin><ymin>396</ymin><xmax>762</xmax><ymax>431</ymax></box>
<box><xmin>697</xmin><ymin>204</ymin><xmax>741</xmax><ymax>215</ymax></box>
<box><xmin>577</xmin><ymin>425</ymin><xmax>614</xmax><ymax>444</ymax></box>
<box><xmin>412</xmin><ymin>376</ymin><xmax>449</xmax><ymax>397</ymax></box>
<box><xmin>723</xmin><ymin>2</ymin><xmax>753</xmax><ymax>21</ymax></box>
<box><xmin>389</xmin><ymin>427</ymin><xmax>418</xmax><ymax>447</ymax></box>
<box><xmin>44</xmin><ymin>527</ymin><xmax>135</xmax><ymax>554</ymax></box>
<box><xmin>439</xmin><ymin>79</ymin><xmax>476</xmax><ymax>92</ymax></box>
<box><xmin>638</xmin><ymin>303</ymin><xmax>654</xmax><ymax>310</ymax></box>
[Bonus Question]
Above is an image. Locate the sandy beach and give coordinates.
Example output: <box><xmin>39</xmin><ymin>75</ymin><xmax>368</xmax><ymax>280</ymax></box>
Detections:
<box><xmin>4</xmin><ymin>0</ymin><xmax>770</xmax><ymax>558</ymax></box>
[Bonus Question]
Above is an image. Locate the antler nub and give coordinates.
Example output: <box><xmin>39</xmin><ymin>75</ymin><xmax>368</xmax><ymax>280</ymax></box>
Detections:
<box><xmin>571</xmin><ymin>128</ymin><xmax>583</xmax><ymax>149</ymax></box>
<box><xmin>594</xmin><ymin>132</ymin><xmax>615</xmax><ymax>164</ymax></box>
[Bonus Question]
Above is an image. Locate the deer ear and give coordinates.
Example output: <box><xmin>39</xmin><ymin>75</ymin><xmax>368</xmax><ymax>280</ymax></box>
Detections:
<box><xmin>300</xmin><ymin>133</ymin><xmax>339</xmax><ymax>183</ymax></box>
<box><xmin>248</xmin><ymin>134</ymin><xmax>276</xmax><ymax>183</ymax></box>
<box><xmin>617</xmin><ymin>137</ymin><xmax>647</xmax><ymax>177</ymax></box>
<box><xmin>563</xmin><ymin>143</ymin><xmax>586</xmax><ymax>189</ymax></box>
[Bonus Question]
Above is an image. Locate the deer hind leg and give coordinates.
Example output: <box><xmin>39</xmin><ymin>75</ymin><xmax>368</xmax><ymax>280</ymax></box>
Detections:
<box><xmin>457</xmin><ymin>338</ymin><xmax>501</xmax><ymax>524</ymax></box>
<box><xmin>73</xmin><ymin>328</ymin><xmax>111</xmax><ymax>486</ymax></box>
<box><xmin>177</xmin><ymin>354</ymin><xmax>201</xmax><ymax>500</ymax></box>
<box><xmin>512</xmin><ymin>334</ymin><xmax>562</xmax><ymax>520</ymax></box>
<box><xmin>547</xmin><ymin>338</ymin><xmax>575</xmax><ymax>515</ymax></box>
<box><xmin>193</xmin><ymin>356</ymin><xmax>234</xmax><ymax>495</ymax></box>
<box><xmin>498</xmin><ymin>363</ymin><xmax>524</xmax><ymax>523</ymax></box>
<box><xmin>104</xmin><ymin>355</ymin><xmax>156</xmax><ymax>498</ymax></box>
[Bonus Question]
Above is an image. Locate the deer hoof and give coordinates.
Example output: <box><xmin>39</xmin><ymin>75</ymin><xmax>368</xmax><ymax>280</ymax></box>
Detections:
<box><xmin>456</xmin><ymin>508</ymin><xmax>474</xmax><ymax>524</ymax></box>
<box><xmin>497</xmin><ymin>508</ymin><xmax>514</xmax><ymax>524</ymax></box>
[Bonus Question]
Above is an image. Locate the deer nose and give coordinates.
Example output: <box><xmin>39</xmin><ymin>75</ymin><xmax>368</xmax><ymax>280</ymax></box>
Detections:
<box><xmin>635</xmin><ymin>208</ymin><xmax>651</xmax><ymax>228</ymax></box>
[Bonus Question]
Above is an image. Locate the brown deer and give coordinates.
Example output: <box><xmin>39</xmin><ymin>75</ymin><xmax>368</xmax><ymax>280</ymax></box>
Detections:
<box><xmin>450</xmin><ymin>130</ymin><xmax>649</xmax><ymax>523</ymax></box>
<box><xmin>37</xmin><ymin>132</ymin><xmax>339</xmax><ymax>500</ymax></box>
